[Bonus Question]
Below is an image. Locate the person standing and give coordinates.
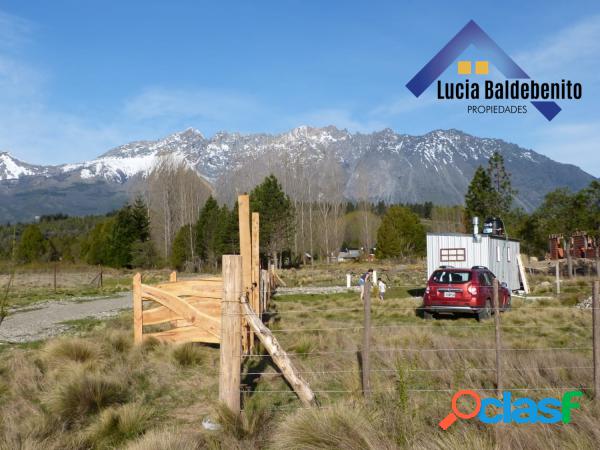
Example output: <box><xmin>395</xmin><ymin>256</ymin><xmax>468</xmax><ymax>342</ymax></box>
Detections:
<box><xmin>378</xmin><ymin>279</ymin><xmax>386</xmax><ymax>302</ymax></box>
<box><xmin>359</xmin><ymin>269</ymin><xmax>373</xmax><ymax>301</ymax></box>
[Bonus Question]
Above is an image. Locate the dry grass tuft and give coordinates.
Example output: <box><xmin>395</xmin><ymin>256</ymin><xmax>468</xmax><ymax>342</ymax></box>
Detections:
<box><xmin>271</xmin><ymin>402</ymin><xmax>395</xmax><ymax>450</ymax></box>
<box><xmin>172</xmin><ymin>343</ymin><xmax>205</xmax><ymax>367</ymax></box>
<box><xmin>43</xmin><ymin>337</ymin><xmax>102</xmax><ymax>366</ymax></box>
<box><xmin>84</xmin><ymin>403</ymin><xmax>156</xmax><ymax>449</ymax></box>
<box><xmin>123</xmin><ymin>428</ymin><xmax>202</xmax><ymax>450</ymax></box>
<box><xmin>45</xmin><ymin>369</ymin><xmax>130</xmax><ymax>424</ymax></box>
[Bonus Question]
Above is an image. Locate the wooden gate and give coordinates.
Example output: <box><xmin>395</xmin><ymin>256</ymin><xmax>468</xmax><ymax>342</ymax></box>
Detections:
<box><xmin>132</xmin><ymin>194</ymin><xmax>277</xmax><ymax>347</ymax></box>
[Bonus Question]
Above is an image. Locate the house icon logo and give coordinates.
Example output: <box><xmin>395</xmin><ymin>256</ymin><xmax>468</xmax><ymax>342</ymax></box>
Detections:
<box><xmin>406</xmin><ymin>20</ymin><xmax>581</xmax><ymax>121</ymax></box>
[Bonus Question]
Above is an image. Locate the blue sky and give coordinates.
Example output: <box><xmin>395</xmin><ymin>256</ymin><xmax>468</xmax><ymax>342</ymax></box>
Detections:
<box><xmin>0</xmin><ymin>0</ymin><xmax>599</xmax><ymax>176</ymax></box>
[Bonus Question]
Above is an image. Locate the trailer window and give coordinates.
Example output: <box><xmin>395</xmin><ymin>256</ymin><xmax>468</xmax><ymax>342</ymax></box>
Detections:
<box><xmin>440</xmin><ymin>248</ymin><xmax>466</xmax><ymax>262</ymax></box>
<box><xmin>432</xmin><ymin>270</ymin><xmax>471</xmax><ymax>283</ymax></box>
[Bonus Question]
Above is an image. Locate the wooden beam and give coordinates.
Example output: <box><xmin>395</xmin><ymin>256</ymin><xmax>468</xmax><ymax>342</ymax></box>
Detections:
<box><xmin>238</xmin><ymin>194</ymin><xmax>252</xmax><ymax>352</ymax></box>
<box><xmin>516</xmin><ymin>254</ymin><xmax>529</xmax><ymax>294</ymax></box>
<box><xmin>241</xmin><ymin>297</ymin><xmax>316</xmax><ymax>407</ymax></box>
<box><xmin>133</xmin><ymin>273</ymin><xmax>142</xmax><ymax>344</ymax></box>
<box><xmin>252</xmin><ymin>212</ymin><xmax>260</xmax><ymax>316</ymax></box>
<box><xmin>146</xmin><ymin>326</ymin><xmax>220</xmax><ymax>344</ymax></box>
<box><xmin>220</xmin><ymin>255</ymin><xmax>243</xmax><ymax>415</ymax></box>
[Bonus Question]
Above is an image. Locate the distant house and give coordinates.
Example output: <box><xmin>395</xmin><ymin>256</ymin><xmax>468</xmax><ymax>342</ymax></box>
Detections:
<box><xmin>337</xmin><ymin>249</ymin><xmax>361</xmax><ymax>262</ymax></box>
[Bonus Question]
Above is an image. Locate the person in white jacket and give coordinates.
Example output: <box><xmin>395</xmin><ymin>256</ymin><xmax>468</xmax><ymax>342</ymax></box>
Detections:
<box><xmin>378</xmin><ymin>279</ymin><xmax>386</xmax><ymax>302</ymax></box>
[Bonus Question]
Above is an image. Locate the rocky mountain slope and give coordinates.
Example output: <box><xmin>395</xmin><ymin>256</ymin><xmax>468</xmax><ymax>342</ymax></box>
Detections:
<box><xmin>0</xmin><ymin>127</ymin><xmax>595</xmax><ymax>222</ymax></box>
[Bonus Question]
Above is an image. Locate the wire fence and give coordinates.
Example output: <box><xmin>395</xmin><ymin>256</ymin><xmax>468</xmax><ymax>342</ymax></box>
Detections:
<box><xmin>222</xmin><ymin>278</ymin><xmax>600</xmax><ymax>413</ymax></box>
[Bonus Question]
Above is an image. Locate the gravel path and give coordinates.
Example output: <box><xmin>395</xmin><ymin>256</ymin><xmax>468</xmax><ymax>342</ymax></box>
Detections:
<box><xmin>0</xmin><ymin>293</ymin><xmax>131</xmax><ymax>343</ymax></box>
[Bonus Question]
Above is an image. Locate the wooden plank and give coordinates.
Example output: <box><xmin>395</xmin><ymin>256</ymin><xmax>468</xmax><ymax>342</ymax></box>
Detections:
<box><xmin>238</xmin><ymin>194</ymin><xmax>252</xmax><ymax>353</ymax></box>
<box><xmin>142</xmin><ymin>303</ymin><xmax>220</xmax><ymax>326</ymax></box>
<box><xmin>220</xmin><ymin>255</ymin><xmax>243</xmax><ymax>415</ymax></box>
<box><xmin>241</xmin><ymin>297</ymin><xmax>316</xmax><ymax>407</ymax></box>
<box><xmin>133</xmin><ymin>273</ymin><xmax>142</xmax><ymax>344</ymax></box>
<box><xmin>146</xmin><ymin>326</ymin><xmax>220</xmax><ymax>344</ymax></box>
<box><xmin>142</xmin><ymin>285</ymin><xmax>220</xmax><ymax>338</ymax></box>
<box><xmin>143</xmin><ymin>305</ymin><xmax>182</xmax><ymax>325</ymax></box>
<box><xmin>252</xmin><ymin>212</ymin><xmax>260</xmax><ymax>316</ymax></box>
<box><xmin>150</xmin><ymin>286</ymin><xmax>222</xmax><ymax>299</ymax></box>
<box><xmin>517</xmin><ymin>254</ymin><xmax>530</xmax><ymax>294</ymax></box>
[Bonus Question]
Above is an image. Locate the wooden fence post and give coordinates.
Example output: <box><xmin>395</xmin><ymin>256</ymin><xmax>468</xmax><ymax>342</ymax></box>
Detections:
<box><xmin>53</xmin><ymin>262</ymin><xmax>57</xmax><ymax>292</ymax></box>
<box><xmin>240</xmin><ymin>295</ymin><xmax>316</xmax><ymax>406</ymax></box>
<box><xmin>220</xmin><ymin>255</ymin><xmax>243</xmax><ymax>415</ymax></box>
<box><xmin>99</xmin><ymin>266</ymin><xmax>103</xmax><ymax>288</ymax></box>
<box><xmin>238</xmin><ymin>194</ymin><xmax>252</xmax><ymax>352</ymax></box>
<box><xmin>133</xmin><ymin>273</ymin><xmax>143</xmax><ymax>344</ymax></box>
<box><xmin>362</xmin><ymin>275</ymin><xmax>372</xmax><ymax>399</ymax></box>
<box><xmin>493</xmin><ymin>278</ymin><xmax>503</xmax><ymax>395</ymax></box>
<box><xmin>169</xmin><ymin>271</ymin><xmax>177</xmax><ymax>282</ymax></box>
<box><xmin>555</xmin><ymin>260</ymin><xmax>561</xmax><ymax>295</ymax></box>
<box><xmin>251</xmin><ymin>212</ymin><xmax>260</xmax><ymax>317</ymax></box>
<box><xmin>593</xmin><ymin>280</ymin><xmax>600</xmax><ymax>403</ymax></box>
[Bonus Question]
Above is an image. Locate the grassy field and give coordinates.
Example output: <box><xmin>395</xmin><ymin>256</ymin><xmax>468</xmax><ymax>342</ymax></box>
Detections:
<box><xmin>0</xmin><ymin>263</ymin><xmax>598</xmax><ymax>449</ymax></box>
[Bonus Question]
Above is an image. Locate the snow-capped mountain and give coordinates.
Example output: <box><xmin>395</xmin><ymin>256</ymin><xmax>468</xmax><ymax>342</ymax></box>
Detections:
<box><xmin>0</xmin><ymin>152</ymin><xmax>50</xmax><ymax>180</ymax></box>
<box><xmin>0</xmin><ymin>126</ymin><xmax>596</xmax><ymax>222</ymax></box>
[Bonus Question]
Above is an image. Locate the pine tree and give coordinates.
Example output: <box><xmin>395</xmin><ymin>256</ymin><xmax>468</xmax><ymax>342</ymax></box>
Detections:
<box><xmin>131</xmin><ymin>196</ymin><xmax>150</xmax><ymax>242</ymax></box>
<box><xmin>196</xmin><ymin>196</ymin><xmax>227</xmax><ymax>268</ymax></box>
<box><xmin>487</xmin><ymin>152</ymin><xmax>516</xmax><ymax>216</ymax></box>
<box><xmin>250</xmin><ymin>175</ymin><xmax>294</xmax><ymax>265</ymax></box>
<box><xmin>171</xmin><ymin>225</ymin><xmax>192</xmax><ymax>270</ymax></box>
<box><xmin>16</xmin><ymin>224</ymin><xmax>47</xmax><ymax>263</ymax></box>
<box><xmin>464</xmin><ymin>166</ymin><xmax>496</xmax><ymax>226</ymax></box>
<box><xmin>375</xmin><ymin>206</ymin><xmax>426</xmax><ymax>258</ymax></box>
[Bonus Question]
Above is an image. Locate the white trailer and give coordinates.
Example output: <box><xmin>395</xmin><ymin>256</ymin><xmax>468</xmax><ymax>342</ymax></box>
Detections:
<box><xmin>426</xmin><ymin>232</ymin><xmax>521</xmax><ymax>291</ymax></box>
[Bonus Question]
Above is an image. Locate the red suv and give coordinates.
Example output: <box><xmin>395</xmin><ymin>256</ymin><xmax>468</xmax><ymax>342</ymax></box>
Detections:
<box><xmin>422</xmin><ymin>266</ymin><xmax>511</xmax><ymax>320</ymax></box>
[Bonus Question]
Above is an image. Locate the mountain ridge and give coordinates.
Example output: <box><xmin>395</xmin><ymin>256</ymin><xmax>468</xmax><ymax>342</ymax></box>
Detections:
<box><xmin>0</xmin><ymin>126</ymin><xmax>596</xmax><ymax>222</ymax></box>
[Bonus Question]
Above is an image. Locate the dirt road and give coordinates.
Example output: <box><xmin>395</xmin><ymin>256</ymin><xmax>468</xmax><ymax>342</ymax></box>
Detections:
<box><xmin>0</xmin><ymin>293</ymin><xmax>131</xmax><ymax>343</ymax></box>
<box><xmin>0</xmin><ymin>286</ymin><xmax>365</xmax><ymax>344</ymax></box>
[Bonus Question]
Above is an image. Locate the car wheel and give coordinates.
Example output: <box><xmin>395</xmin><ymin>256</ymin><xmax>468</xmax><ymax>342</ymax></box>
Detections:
<box><xmin>477</xmin><ymin>299</ymin><xmax>492</xmax><ymax>321</ymax></box>
<box><xmin>424</xmin><ymin>310</ymin><xmax>434</xmax><ymax>320</ymax></box>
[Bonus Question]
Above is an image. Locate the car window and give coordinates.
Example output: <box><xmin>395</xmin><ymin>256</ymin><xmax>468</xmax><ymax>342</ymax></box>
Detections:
<box><xmin>432</xmin><ymin>270</ymin><xmax>471</xmax><ymax>283</ymax></box>
<box><xmin>478</xmin><ymin>272</ymin><xmax>492</xmax><ymax>286</ymax></box>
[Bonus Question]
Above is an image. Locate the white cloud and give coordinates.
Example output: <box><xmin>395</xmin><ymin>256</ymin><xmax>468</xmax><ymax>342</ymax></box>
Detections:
<box><xmin>514</xmin><ymin>15</ymin><xmax>600</xmax><ymax>79</ymax></box>
<box><xmin>123</xmin><ymin>87</ymin><xmax>262</xmax><ymax>122</ymax></box>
